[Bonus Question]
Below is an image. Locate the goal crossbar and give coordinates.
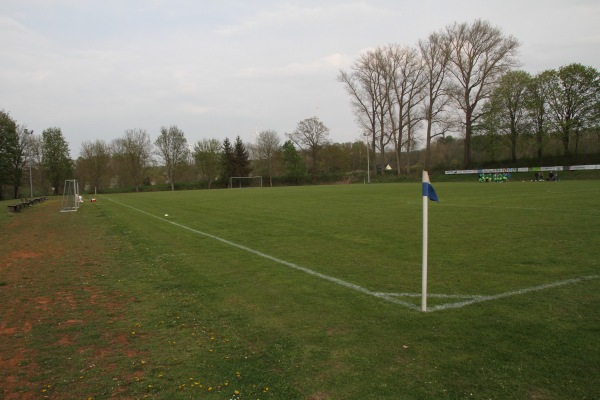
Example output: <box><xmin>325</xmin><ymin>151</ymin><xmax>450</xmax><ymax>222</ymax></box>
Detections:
<box><xmin>229</xmin><ymin>176</ymin><xmax>263</xmax><ymax>188</ymax></box>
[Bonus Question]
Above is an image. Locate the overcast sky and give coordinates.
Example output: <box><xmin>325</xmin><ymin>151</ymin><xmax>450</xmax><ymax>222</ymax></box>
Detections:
<box><xmin>1</xmin><ymin>0</ymin><xmax>598</xmax><ymax>155</ymax></box>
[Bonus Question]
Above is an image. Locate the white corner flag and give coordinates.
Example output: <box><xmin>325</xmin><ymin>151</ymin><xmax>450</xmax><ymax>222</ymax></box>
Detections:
<box><xmin>422</xmin><ymin>171</ymin><xmax>439</xmax><ymax>312</ymax></box>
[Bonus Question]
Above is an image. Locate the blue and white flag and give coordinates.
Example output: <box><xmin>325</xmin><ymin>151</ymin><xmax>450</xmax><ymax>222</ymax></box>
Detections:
<box><xmin>422</xmin><ymin>171</ymin><xmax>439</xmax><ymax>202</ymax></box>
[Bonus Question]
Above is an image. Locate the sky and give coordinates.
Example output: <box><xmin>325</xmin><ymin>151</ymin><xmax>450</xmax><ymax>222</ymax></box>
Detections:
<box><xmin>1</xmin><ymin>0</ymin><xmax>599</xmax><ymax>155</ymax></box>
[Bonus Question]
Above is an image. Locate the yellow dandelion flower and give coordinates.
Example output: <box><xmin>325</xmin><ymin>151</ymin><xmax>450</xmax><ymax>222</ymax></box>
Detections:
<box><xmin>234</xmin><ymin>389</ymin><xmax>240</xmax><ymax>395</ymax></box>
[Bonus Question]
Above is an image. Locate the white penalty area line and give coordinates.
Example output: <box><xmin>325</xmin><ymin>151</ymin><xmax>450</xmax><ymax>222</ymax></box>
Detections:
<box><xmin>105</xmin><ymin>197</ymin><xmax>599</xmax><ymax>313</ymax></box>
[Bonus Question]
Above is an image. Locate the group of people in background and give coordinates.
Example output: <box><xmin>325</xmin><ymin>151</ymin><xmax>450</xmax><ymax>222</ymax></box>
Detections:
<box><xmin>533</xmin><ymin>171</ymin><xmax>559</xmax><ymax>181</ymax></box>
<box><xmin>476</xmin><ymin>170</ymin><xmax>561</xmax><ymax>182</ymax></box>
<box><xmin>478</xmin><ymin>172</ymin><xmax>510</xmax><ymax>183</ymax></box>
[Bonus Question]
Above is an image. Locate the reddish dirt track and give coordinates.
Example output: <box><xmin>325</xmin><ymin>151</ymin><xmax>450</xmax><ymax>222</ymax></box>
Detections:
<box><xmin>0</xmin><ymin>200</ymin><xmax>136</xmax><ymax>399</ymax></box>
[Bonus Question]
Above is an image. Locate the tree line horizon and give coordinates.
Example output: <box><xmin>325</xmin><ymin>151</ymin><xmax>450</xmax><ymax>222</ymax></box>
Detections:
<box><xmin>1</xmin><ymin>19</ymin><xmax>598</xmax><ymax>198</ymax></box>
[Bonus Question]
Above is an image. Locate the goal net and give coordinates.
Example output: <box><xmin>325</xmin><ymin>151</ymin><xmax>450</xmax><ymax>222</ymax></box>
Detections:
<box><xmin>61</xmin><ymin>179</ymin><xmax>80</xmax><ymax>212</ymax></box>
<box><xmin>229</xmin><ymin>176</ymin><xmax>263</xmax><ymax>188</ymax></box>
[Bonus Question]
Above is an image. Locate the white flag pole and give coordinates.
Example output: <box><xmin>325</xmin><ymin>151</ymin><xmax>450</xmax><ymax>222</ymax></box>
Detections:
<box><xmin>422</xmin><ymin>171</ymin><xmax>429</xmax><ymax>312</ymax></box>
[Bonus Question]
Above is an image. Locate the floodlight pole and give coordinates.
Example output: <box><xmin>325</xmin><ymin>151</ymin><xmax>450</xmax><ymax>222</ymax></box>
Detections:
<box><xmin>29</xmin><ymin>164</ymin><xmax>33</xmax><ymax>197</ymax></box>
<box><xmin>365</xmin><ymin>133</ymin><xmax>370</xmax><ymax>184</ymax></box>
<box><xmin>25</xmin><ymin>129</ymin><xmax>34</xmax><ymax>197</ymax></box>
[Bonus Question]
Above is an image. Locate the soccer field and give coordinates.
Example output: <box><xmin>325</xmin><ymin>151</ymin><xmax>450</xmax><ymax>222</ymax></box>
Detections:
<box><xmin>104</xmin><ymin>181</ymin><xmax>599</xmax><ymax>307</ymax></box>
<box><xmin>92</xmin><ymin>181</ymin><xmax>600</xmax><ymax>398</ymax></box>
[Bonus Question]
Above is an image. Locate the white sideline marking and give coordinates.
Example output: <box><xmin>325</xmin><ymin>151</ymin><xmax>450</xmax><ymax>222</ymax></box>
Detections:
<box><xmin>105</xmin><ymin>197</ymin><xmax>420</xmax><ymax>311</ymax></box>
<box><xmin>105</xmin><ymin>198</ymin><xmax>599</xmax><ymax>312</ymax></box>
<box><xmin>425</xmin><ymin>275</ymin><xmax>600</xmax><ymax>312</ymax></box>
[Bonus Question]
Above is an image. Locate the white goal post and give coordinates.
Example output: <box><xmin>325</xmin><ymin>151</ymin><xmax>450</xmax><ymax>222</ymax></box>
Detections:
<box><xmin>61</xmin><ymin>179</ymin><xmax>81</xmax><ymax>212</ymax></box>
<box><xmin>229</xmin><ymin>176</ymin><xmax>263</xmax><ymax>188</ymax></box>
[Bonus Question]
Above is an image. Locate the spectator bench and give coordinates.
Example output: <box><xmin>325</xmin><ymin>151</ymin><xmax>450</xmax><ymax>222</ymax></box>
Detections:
<box><xmin>7</xmin><ymin>197</ymin><xmax>47</xmax><ymax>213</ymax></box>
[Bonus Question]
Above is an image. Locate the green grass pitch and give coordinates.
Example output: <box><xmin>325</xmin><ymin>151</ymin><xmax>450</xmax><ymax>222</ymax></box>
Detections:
<box><xmin>87</xmin><ymin>181</ymin><xmax>599</xmax><ymax>398</ymax></box>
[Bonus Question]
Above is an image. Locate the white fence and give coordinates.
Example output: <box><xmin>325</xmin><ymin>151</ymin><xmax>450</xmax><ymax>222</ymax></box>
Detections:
<box><xmin>445</xmin><ymin>165</ymin><xmax>600</xmax><ymax>175</ymax></box>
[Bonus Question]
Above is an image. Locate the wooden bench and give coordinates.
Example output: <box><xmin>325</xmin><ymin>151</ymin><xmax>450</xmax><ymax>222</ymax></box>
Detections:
<box><xmin>7</xmin><ymin>204</ymin><xmax>23</xmax><ymax>212</ymax></box>
<box><xmin>7</xmin><ymin>197</ymin><xmax>47</xmax><ymax>213</ymax></box>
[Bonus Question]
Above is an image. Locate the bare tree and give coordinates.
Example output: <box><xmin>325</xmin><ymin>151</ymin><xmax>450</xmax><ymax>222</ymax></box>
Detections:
<box><xmin>112</xmin><ymin>129</ymin><xmax>153</xmax><ymax>191</ymax></box>
<box><xmin>385</xmin><ymin>44</ymin><xmax>426</xmax><ymax>174</ymax></box>
<box><xmin>287</xmin><ymin>116</ymin><xmax>330</xmax><ymax>175</ymax></box>
<box><xmin>445</xmin><ymin>19</ymin><xmax>520</xmax><ymax>167</ymax></box>
<box><xmin>78</xmin><ymin>140</ymin><xmax>112</xmax><ymax>192</ymax></box>
<box><xmin>255</xmin><ymin>130</ymin><xmax>281</xmax><ymax>187</ymax></box>
<box><xmin>338</xmin><ymin>48</ymin><xmax>390</xmax><ymax>175</ymax></box>
<box><xmin>155</xmin><ymin>125</ymin><xmax>189</xmax><ymax>191</ymax></box>
<box><xmin>419</xmin><ymin>31</ymin><xmax>453</xmax><ymax>169</ymax></box>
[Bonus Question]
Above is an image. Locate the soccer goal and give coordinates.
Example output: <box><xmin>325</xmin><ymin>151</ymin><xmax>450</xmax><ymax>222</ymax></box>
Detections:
<box><xmin>229</xmin><ymin>176</ymin><xmax>263</xmax><ymax>188</ymax></box>
<box><xmin>61</xmin><ymin>179</ymin><xmax>80</xmax><ymax>212</ymax></box>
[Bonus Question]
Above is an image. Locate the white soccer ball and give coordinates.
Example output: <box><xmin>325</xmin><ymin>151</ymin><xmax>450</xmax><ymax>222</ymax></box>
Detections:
<box><xmin>164</xmin><ymin>214</ymin><xmax>169</xmax><ymax>217</ymax></box>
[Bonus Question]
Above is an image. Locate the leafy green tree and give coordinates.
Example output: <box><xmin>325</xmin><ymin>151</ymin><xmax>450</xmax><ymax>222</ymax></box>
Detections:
<box><xmin>525</xmin><ymin>70</ymin><xmax>553</xmax><ymax>161</ymax></box>
<box><xmin>42</xmin><ymin>127</ymin><xmax>73</xmax><ymax>195</ymax></box>
<box><xmin>474</xmin><ymin>101</ymin><xmax>504</xmax><ymax>162</ymax></box>
<box><xmin>233</xmin><ymin>135</ymin><xmax>252</xmax><ymax>178</ymax></box>
<box><xmin>155</xmin><ymin>125</ymin><xmax>189</xmax><ymax>191</ymax></box>
<box><xmin>546</xmin><ymin>63</ymin><xmax>600</xmax><ymax>156</ymax></box>
<box><xmin>193</xmin><ymin>138</ymin><xmax>222</xmax><ymax>188</ymax></box>
<box><xmin>281</xmin><ymin>140</ymin><xmax>306</xmax><ymax>184</ymax></box>
<box><xmin>220</xmin><ymin>137</ymin><xmax>235</xmax><ymax>185</ymax></box>
<box><xmin>0</xmin><ymin>111</ymin><xmax>19</xmax><ymax>199</ymax></box>
<box><xmin>489</xmin><ymin>70</ymin><xmax>532</xmax><ymax>162</ymax></box>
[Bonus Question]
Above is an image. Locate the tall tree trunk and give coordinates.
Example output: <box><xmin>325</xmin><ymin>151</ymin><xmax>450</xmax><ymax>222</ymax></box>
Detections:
<box><xmin>562</xmin><ymin>128</ymin><xmax>570</xmax><ymax>157</ymax></box>
<box><xmin>536</xmin><ymin>131</ymin><xmax>543</xmax><ymax>161</ymax></box>
<box><xmin>371</xmin><ymin>132</ymin><xmax>377</xmax><ymax>176</ymax></box>
<box><xmin>424</xmin><ymin>107</ymin><xmax>433</xmax><ymax>170</ymax></box>
<box><xmin>511</xmin><ymin>127</ymin><xmax>518</xmax><ymax>163</ymax></box>
<box><xmin>463</xmin><ymin>109</ymin><xmax>473</xmax><ymax>168</ymax></box>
